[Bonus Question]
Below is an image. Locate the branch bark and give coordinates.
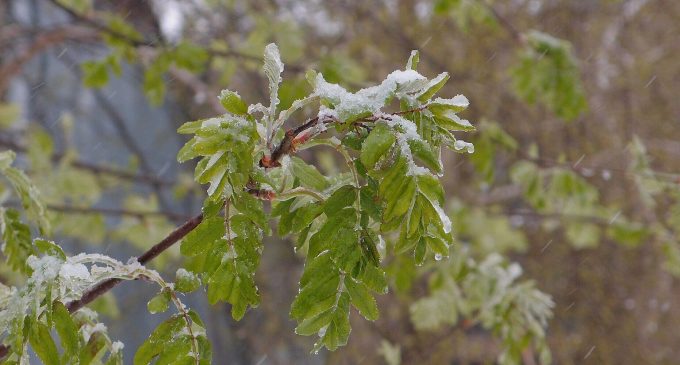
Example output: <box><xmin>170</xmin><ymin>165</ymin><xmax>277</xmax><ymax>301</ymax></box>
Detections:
<box><xmin>0</xmin><ymin>212</ymin><xmax>204</xmax><ymax>359</ymax></box>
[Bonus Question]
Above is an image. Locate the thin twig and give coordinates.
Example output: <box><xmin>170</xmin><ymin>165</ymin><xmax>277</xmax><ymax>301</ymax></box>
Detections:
<box><xmin>3</xmin><ymin>199</ymin><xmax>189</xmax><ymax>221</ymax></box>
<box><xmin>47</xmin><ymin>203</ymin><xmax>190</xmax><ymax>221</ymax></box>
<box><xmin>475</xmin><ymin>0</ymin><xmax>525</xmax><ymax>45</ymax></box>
<box><xmin>0</xmin><ymin>25</ymin><xmax>97</xmax><ymax>92</ymax></box>
<box><xmin>0</xmin><ymin>134</ymin><xmax>175</xmax><ymax>187</ymax></box>
<box><xmin>44</xmin><ymin>0</ymin><xmax>306</xmax><ymax>72</ymax></box>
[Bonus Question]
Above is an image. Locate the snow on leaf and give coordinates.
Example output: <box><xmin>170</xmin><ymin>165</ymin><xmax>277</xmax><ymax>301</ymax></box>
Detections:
<box><xmin>264</xmin><ymin>43</ymin><xmax>284</xmax><ymax>122</ymax></box>
<box><xmin>453</xmin><ymin>140</ymin><xmax>475</xmax><ymax>153</ymax></box>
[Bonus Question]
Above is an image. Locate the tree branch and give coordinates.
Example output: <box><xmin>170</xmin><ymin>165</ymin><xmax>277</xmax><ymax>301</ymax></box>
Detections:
<box><xmin>0</xmin><ymin>25</ymin><xmax>97</xmax><ymax>93</ymax></box>
<box><xmin>67</xmin><ymin>212</ymin><xmax>204</xmax><ymax>313</ymax></box>
<box><xmin>44</xmin><ymin>0</ymin><xmax>306</xmax><ymax>73</ymax></box>
<box><xmin>0</xmin><ymin>212</ymin><xmax>204</xmax><ymax>359</ymax></box>
<box><xmin>260</xmin><ymin>105</ymin><xmax>431</xmax><ymax>169</ymax></box>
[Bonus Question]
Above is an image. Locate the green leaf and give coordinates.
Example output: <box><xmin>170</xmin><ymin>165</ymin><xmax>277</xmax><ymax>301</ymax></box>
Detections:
<box><xmin>511</xmin><ymin>30</ymin><xmax>587</xmax><ymax>120</ymax></box>
<box><xmin>0</xmin><ymin>157</ymin><xmax>50</xmax><ymax>233</ymax></box>
<box><xmin>359</xmin><ymin>264</ymin><xmax>388</xmax><ymax>294</ymax></box>
<box><xmin>291</xmin><ymin>252</ymin><xmax>340</xmax><ymax>320</ymax></box>
<box><xmin>428</xmin><ymin>95</ymin><xmax>469</xmax><ymax>114</ymax></box>
<box><xmin>219</xmin><ymin>90</ymin><xmax>248</xmax><ymax>115</ymax></box>
<box><xmin>143</xmin><ymin>55</ymin><xmax>169</xmax><ymax>105</ymax></box>
<box><xmin>81</xmin><ymin>60</ymin><xmax>109</xmax><ymax>88</ymax></box>
<box><xmin>345</xmin><ymin>277</ymin><xmax>379</xmax><ymax>320</ymax></box>
<box><xmin>180</xmin><ymin>216</ymin><xmax>224</xmax><ymax>256</ymax></box>
<box><xmin>607</xmin><ymin>221</ymin><xmax>649</xmax><ymax>247</ymax></box>
<box><xmin>263</xmin><ymin>43</ymin><xmax>284</xmax><ymax>119</ymax></box>
<box><xmin>209</xmin><ymin>268</ymin><xmax>259</xmax><ymax>320</ymax></box>
<box><xmin>204</xmin><ymin>214</ymin><xmax>263</xmax><ymax>320</ymax></box>
<box><xmin>407</xmin><ymin>139</ymin><xmax>442</xmax><ymax>173</ymax></box>
<box><xmin>147</xmin><ymin>290</ymin><xmax>171</xmax><ymax>314</ymax></box>
<box><xmin>360</xmin><ymin>124</ymin><xmax>395</xmax><ymax>169</ymax></box>
<box><xmin>313</xmin><ymin>292</ymin><xmax>351</xmax><ymax>352</ymax></box>
<box><xmin>432</xmin><ymin>110</ymin><xmax>475</xmax><ymax>131</ymax></box>
<box><xmin>406</xmin><ymin>50</ymin><xmax>419</xmax><ymax>70</ymax></box>
<box><xmin>232</xmin><ymin>191</ymin><xmax>268</xmax><ymax>231</ymax></box>
<box><xmin>291</xmin><ymin>157</ymin><xmax>329</xmax><ymax>191</ymax></box>
<box><xmin>272</xmin><ymin>199</ymin><xmax>295</xmax><ymax>235</ymax></box>
<box><xmin>34</xmin><ymin>238</ymin><xmax>66</xmax><ymax>260</ymax></box>
<box><xmin>173</xmin><ymin>41</ymin><xmax>209</xmax><ymax>73</ymax></box>
<box><xmin>175</xmin><ymin>268</ymin><xmax>201</xmax><ymax>293</ymax></box>
<box><xmin>0</xmin><ymin>103</ymin><xmax>20</xmax><ymax>128</ymax></box>
<box><xmin>134</xmin><ymin>315</ymin><xmax>186</xmax><ymax>365</ymax></box>
<box><xmin>177</xmin><ymin>120</ymin><xmax>204</xmax><ymax>135</ymax></box>
<box><xmin>28</xmin><ymin>319</ymin><xmax>60</xmax><ymax>365</ymax></box>
<box><xmin>417</xmin><ymin>72</ymin><xmax>449</xmax><ymax>102</ymax></box>
<box><xmin>295</xmin><ymin>307</ymin><xmax>336</xmax><ymax>336</ymax></box>
<box><xmin>53</xmin><ymin>301</ymin><xmax>80</xmax><ymax>358</ymax></box>
<box><xmin>290</xmin><ymin>203</ymin><xmax>324</xmax><ymax>234</ymax></box>
<box><xmin>384</xmin><ymin>176</ymin><xmax>416</xmax><ymax>221</ymax></box>
<box><xmin>425</xmin><ymin>235</ymin><xmax>449</xmax><ymax>258</ymax></box>
<box><xmin>324</xmin><ymin>185</ymin><xmax>357</xmax><ymax>215</ymax></box>
<box><xmin>0</xmin><ymin>208</ymin><xmax>34</xmax><ymax>272</ymax></box>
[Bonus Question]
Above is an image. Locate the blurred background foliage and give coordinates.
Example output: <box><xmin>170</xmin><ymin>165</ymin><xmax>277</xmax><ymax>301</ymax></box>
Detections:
<box><xmin>0</xmin><ymin>0</ymin><xmax>679</xmax><ymax>363</ymax></box>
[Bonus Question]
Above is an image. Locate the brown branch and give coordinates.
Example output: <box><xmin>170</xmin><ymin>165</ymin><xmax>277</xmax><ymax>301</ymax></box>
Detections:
<box><xmin>44</xmin><ymin>0</ymin><xmax>306</xmax><ymax>73</ymax></box>
<box><xmin>260</xmin><ymin>116</ymin><xmax>322</xmax><ymax>168</ymax></box>
<box><xmin>44</xmin><ymin>0</ymin><xmax>153</xmax><ymax>48</ymax></box>
<box><xmin>66</xmin><ymin>212</ymin><xmax>204</xmax><ymax>313</ymax></box>
<box><xmin>0</xmin><ymin>212</ymin><xmax>204</xmax><ymax>359</ymax></box>
<box><xmin>259</xmin><ymin>105</ymin><xmax>432</xmax><ymax>169</ymax></box>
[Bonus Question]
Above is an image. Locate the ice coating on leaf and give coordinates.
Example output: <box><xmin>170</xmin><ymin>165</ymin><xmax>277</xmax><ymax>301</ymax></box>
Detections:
<box><xmin>318</xmin><ymin>106</ymin><xmax>339</xmax><ymax>121</ymax></box>
<box><xmin>387</xmin><ymin>69</ymin><xmax>425</xmax><ymax>85</ymax></box>
<box><xmin>1</xmin><ymin>252</ymin><xmax>169</xmax><ymax>337</ymax></box>
<box><xmin>59</xmin><ymin>262</ymin><xmax>90</xmax><ymax>281</ymax></box>
<box><xmin>431</xmin><ymin>201</ymin><xmax>452</xmax><ymax>234</ymax></box>
<box><xmin>431</xmin><ymin>94</ymin><xmax>469</xmax><ymax>110</ymax></box>
<box><xmin>389</xmin><ymin>69</ymin><xmax>428</xmax><ymax>94</ymax></box>
<box><xmin>314</xmin><ymin>74</ymin><xmax>373</xmax><ymax>121</ymax></box>
<box><xmin>314</xmin><ymin>69</ymin><xmax>427</xmax><ymax>122</ymax></box>
<box><xmin>446</xmin><ymin>112</ymin><xmax>473</xmax><ymax>129</ymax></box>
<box><xmin>415</xmin><ymin>72</ymin><xmax>450</xmax><ymax>102</ymax></box>
<box><xmin>248</xmin><ymin>102</ymin><xmax>268</xmax><ymax>117</ymax></box>
<box><xmin>82</xmin><ymin>322</ymin><xmax>108</xmax><ymax>342</ymax></box>
<box><xmin>275</xmin><ymin>95</ymin><xmax>320</xmax><ymax>132</ymax></box>
<box><xmin>385</xmin><ymin>114</ymin><xmax>420</xmax><ymax>141</ymax></box>
<box><xmin>201</xmin><ymin>117</ymin><xmax>221</xmax><ymax>128</ymax></box>
<box><xmin>384</xmin><ymin>115</ymin><xmax>431</xmax><ymax>176</ymax></box>
<box><xmin>176</xmin><ymin>268</ymin><xmax>194</xmax><ymax>281</ymax></box>
<box><xmin>263</xmin><ymin>43</ymin><xmax>284</xmax><ymax>120</ymax></box>
<box><xmin>377</xmin><ymin>235</ymin><xmax>386</xmax><ymax>258</ymax></box>
<box><xmin>111</xmin><ymin>341</ymin><xmax>125</xmax><ymax>353</ymax></box>
<box><xmin>204</xmin><ymin>150</ymin><xmax>225</xmax><ymax>170</ymax></box>
<box><xmin>406</xmin><ymin>50</ymin><xmax>419</xmax><ymax>70</ymax></box>
<box><xmin>27</xmin><ymin>255</ymin><xmax>62</xmax><ymax>281</ymax></box>
<box><xmin>453</xmin><ymin>140</ymin><xmax>475</xmax><ymax>153</ymax></box>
